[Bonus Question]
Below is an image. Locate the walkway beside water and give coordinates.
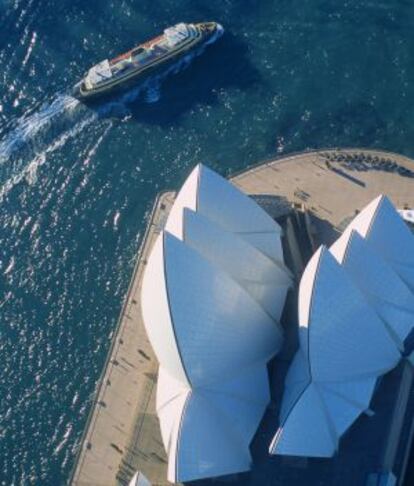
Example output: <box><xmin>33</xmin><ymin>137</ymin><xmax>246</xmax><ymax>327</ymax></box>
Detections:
<box><xmin>232</xmin><ymin>148</ymin><xmax>414</xmax><ymax>239</ymax></box>
<box><xmin>71</xmin><ymin>148</ymin><xmax>414</xmax><ymax>486</ymax></box>
<box><xmin>71</xmin><ymin>192</ymin><xmax>174</xmax><ymax>486</ymax></box>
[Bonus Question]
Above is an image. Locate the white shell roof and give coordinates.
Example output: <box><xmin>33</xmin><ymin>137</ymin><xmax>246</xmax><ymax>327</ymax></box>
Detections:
<box><xmin>342</xmin><ymin>195</ymin><xmax>414</xmax><ymax>291</ymax></box>
<box><xmin>303</xmin><ymin>248</ymin><xmax>399</xmax><ymax>381</ymax></box>
<box><xmin>142</xmin><ymin>231</ymin><xmax>286</xmax><ymax>481</ymax></box>
<box><xmin>331</xmin><ymin>229</ymin><xmax>414</xmax><ymax>349</ymax></box>
<box><xmin>270</xmin><ymin>247</ymin><xmax>400</xmax><ymax>457</ymax></box>
<box><xmin>157</xmin><ymin>364</ymin><xmax>270</xmax><ymax>482</ymax></box>
<box><xmin>141</xmin><ymin>164</ymin><xmax>294</xmax><ymax>481</ymax></box>
<box><xmin>182</xmin><ymin>208</ymin><xmax>292</xmax><ymax>321</ymax></box>
<box><xmin>165</xmin><ymin>163</ymin><xmax>284</xmax><ymax>263</ymax></box>
<box><xmin>140</xmin><ymin>233</ymin><xmax>189</xmax><ymax>385</ymax></box>
<box><xmin>168</xmin><ymin>232</ymin><xmax>281</xmax><ymax>384</ymax></box>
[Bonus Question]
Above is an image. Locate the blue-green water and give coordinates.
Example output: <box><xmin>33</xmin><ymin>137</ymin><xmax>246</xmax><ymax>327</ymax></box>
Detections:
<box><xmin>1</xmin><ymin>1</ymin><xmax>414</xmax><ymax>484</ymax></box>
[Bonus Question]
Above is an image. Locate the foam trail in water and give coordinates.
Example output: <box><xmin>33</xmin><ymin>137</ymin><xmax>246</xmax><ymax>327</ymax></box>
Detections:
<box><xmin>0</xmin><ymin>114</ymin><xmax>96</xmax><ymax>201</ymax></box>
<box><xmin>16</xmin><ymin>0</ymin><xmax>36</xmax><ymax>29</ymax></box>
<box><xmin>82</xmin><ymin>122</ymin><xmax>112</xmax><ymax>166</ymax></box>
<box><xmin>0</xmin><ymin>93</ymin><xmax>82</xmax><ymax>163</ymax></box>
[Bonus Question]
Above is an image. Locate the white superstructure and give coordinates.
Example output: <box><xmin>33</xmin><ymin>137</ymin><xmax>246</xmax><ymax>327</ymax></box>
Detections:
<box><xmin>164</xmin><ymin>23</ymin><xmax>195</xmax><ymax>47</ymax></box>
<box><xmin>84</xmin><ymin>59</ymin><xmax>112</xmax><ymax>90</ymax></box>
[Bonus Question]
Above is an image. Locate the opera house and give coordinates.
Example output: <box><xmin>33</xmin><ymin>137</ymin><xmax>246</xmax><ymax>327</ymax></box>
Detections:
<box><xmin>71</xmin><ymin>149</ymin><xmax>414</xmax><ymax>486</ymax></box>
<box><xmin>140</xmin><ymin>164</ymin><xmax>414</xmax><ymax>483</ymax></box>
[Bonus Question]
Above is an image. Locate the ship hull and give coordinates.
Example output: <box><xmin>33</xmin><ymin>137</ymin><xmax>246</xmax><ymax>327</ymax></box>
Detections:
<box><xmin>73</xmin><ymin>23</ymin><xmax>223</xmax><ymax>102</ymax></box>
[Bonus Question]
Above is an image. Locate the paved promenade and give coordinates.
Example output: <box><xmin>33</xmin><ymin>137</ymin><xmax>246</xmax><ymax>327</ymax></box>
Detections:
<box><xmin>71</xmin><ymin>148</ymin><xmax>414</xmax><ymax>486</ymax></box>
<box><xmin>233</xmin><ymin>148</ymin><xmax>414</xmax><ymax>245</ymax></box>
<box><xmin>71</xmin><ymin>192</ymin><xmax>175</xmax><ymax>486</ymax></box>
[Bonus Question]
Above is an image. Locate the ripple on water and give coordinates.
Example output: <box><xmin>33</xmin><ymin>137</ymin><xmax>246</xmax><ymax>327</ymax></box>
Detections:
<box><xmin>1</xmin><ymin>0</ymin><xmax>414</xmax><ymax>485</ymax></box>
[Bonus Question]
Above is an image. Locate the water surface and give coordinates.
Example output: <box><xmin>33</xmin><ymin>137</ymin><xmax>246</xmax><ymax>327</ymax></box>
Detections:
<box><xmin>1</xmin><ymin>1</ymin><xmax>414</xmax><ymax>484</ymax></box>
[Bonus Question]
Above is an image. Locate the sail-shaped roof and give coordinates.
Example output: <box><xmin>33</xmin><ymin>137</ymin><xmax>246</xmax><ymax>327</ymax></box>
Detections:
<box><xmin>165</xmin><ymin>163</ymin><xmax>284</xmax><ymax>264</ymax></box>
<box><xmin>142</xmin><ymin>232</ymin><xmax>282</xmax><ymax>387</ymax></box>
<box><xmin>330</xmin><ymin>229</ymin><xmax>414</xmax><ymax>349</ymax></box>
<box><xmin>181</xmin><ymin>208</ymin><xmax>292</xmax><ymax>321</ymax></box>
<box><xmin>270</xmin><ymin>247</ymin><xmax>400</xmax><ymax>457</ymax></box>
<box><xmin>342</xmin><ymin>195</ymin><xmax>414</xmax><ymax>291</ymax></box>
<box><xmin>141</xmin><ymin>164</ymin><xmax>295</xmax><ymax>481</ymax></box>
<box><xmin>157</xmin><ymin>364</ymin><xmax>270</xmax><ymax>482</ymax></box>
<box><xmin>142</xmin><ymin>231</ymin><xmax>283</xmax><ymax>482</ymax></box>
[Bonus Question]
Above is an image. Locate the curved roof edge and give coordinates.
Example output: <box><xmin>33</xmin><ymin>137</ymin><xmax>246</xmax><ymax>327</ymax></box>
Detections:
<box><xmin>330</xmin><ymin>229</ymin><xmax>414</xmax><ymax>349</ymax></box>
<box><xmin>158</xmin><ymin>365</ymin><xmax>270</xmax><ymax>483</ymax></box>
<box><xmin>181</xmin><ymin>207</ymin><xmax>292</xmax><ymax>322</ymax></box>
<box><xmin>165</xmin><ymin>163</ymin><xmax>285</xmax><ymax>263</ymax></box>
<box><xmin>343</xmin><ymin>195</ymin><xmax>414</xmax><ymax>290</ymax></box>
<box><xmin>271</xmin><ymin>239</ymin><xmax>401</xmax><ymax>458</ymax></box>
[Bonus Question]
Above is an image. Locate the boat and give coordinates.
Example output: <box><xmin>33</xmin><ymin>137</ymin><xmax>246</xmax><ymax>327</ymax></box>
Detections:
<box><xmin>73</xmin><ymin>22</ymin><xmax>224</xmax><ymax>101</ymax></box>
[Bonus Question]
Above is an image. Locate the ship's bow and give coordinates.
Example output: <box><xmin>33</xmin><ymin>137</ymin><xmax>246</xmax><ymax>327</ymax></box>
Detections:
<box><xmin>197</xmin><ymin>22</ymin><xmax>224</xmax><ymax>45</ymax></box>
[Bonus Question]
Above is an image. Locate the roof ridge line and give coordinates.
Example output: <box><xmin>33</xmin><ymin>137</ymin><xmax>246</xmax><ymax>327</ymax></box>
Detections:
<box><xmin>162</xmin><ymin>234</ymin><xmax>193</xmax><ymax>389</ymax></box>
<box><xmin>317</xmin><ymin>381</ymin><xmax>371</xmax><ymax>412</ymax></box>
<box><xmin>313</xmin><ymin>382</ymin><xmax>338</xmax><ymax>448</ymax></box>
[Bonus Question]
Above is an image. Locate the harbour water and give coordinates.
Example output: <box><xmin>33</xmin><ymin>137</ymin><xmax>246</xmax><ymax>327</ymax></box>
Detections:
<box><xmin>1</xmin><ymin>1</ymin><xmax>414</xmax><ymax>484</ymax></box>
